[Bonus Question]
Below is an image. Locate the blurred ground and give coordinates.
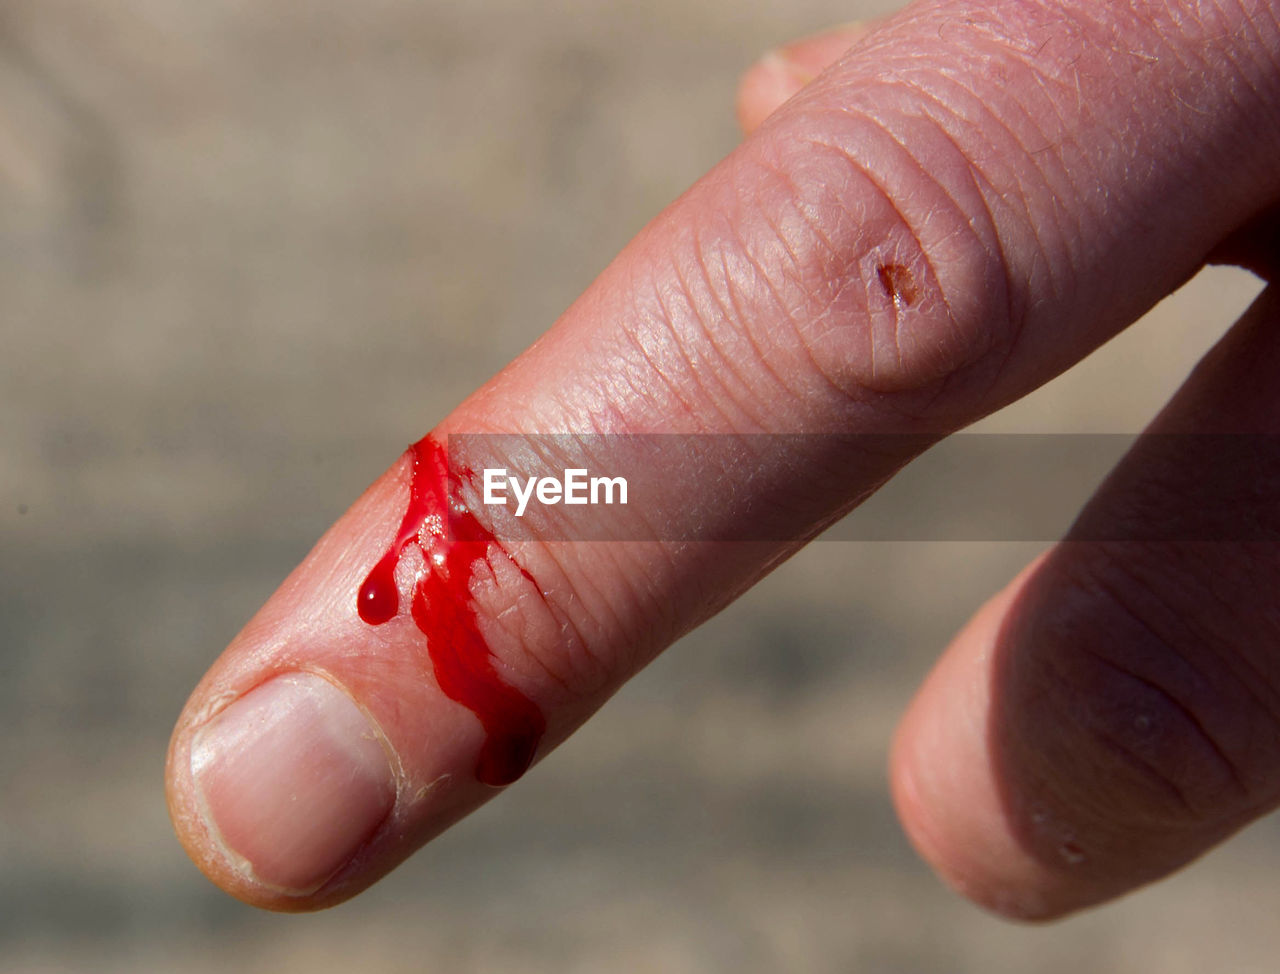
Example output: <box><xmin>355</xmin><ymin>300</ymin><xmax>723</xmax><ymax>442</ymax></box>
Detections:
<box><xmin>0</xmin><ymin>1</ymin><xmax>1274</xmax><ymax>971</ymax></box>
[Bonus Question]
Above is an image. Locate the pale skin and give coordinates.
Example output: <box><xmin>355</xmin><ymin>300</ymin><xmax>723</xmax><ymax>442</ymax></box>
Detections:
<box><xmin>166</xmin><ymin>0</ymin><xmax>1280</xmax><ymax>920</ymax></box>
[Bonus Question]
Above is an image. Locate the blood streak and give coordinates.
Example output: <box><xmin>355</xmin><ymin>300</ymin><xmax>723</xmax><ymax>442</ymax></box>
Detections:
<box><xmin>357</xmin><ymin>436</ymin><xmax>545</xmax><ymax>786</ymax></box>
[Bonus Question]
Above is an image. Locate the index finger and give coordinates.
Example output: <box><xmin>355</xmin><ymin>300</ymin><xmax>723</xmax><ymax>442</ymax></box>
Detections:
<box><xmin>167</xmin><ymin>0</ymin><xmax>1280</xmax><ymax>909</ymax></box>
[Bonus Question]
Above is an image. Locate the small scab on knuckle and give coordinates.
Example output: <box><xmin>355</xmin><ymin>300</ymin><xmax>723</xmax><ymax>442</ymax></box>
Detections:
<box><xmin>876</xmin><ymin>261</ymin><xmax>920</xmax><ymax>309</ymax></box>
<box><xmin>795</xmin><ymin>244</ymin><xmax>997</xmax><ymax>402</ymax></box>
<box><xmin>747</xmin><ymin>92</ymin><xmax>1029</xmax><ymax>404</ymax></box>
<box><xmin>756</xmin><ymin>136</ymin><xmax>1012</xmax><ymax>403</ymax></box>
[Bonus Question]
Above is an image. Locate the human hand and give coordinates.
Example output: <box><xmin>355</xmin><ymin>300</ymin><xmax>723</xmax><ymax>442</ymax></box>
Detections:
<box><xmin>166</xmin><ymin>0</ymin><xmax>1280</xmax><ymax>920</ymax></box>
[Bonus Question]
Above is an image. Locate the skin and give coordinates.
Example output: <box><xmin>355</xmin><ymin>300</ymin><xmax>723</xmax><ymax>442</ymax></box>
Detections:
<box><xmin>166</xmin><ymin>0</ymin><xmax>1280</xmax><ymax>920</ymax></box>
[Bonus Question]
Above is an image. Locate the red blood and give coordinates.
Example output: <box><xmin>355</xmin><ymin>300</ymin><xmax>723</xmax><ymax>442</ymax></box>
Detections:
<box><xmin>356</xmin><ymin>436</ymin><xmax>545</xmax><ymax>786</ymax></box>
<box><xmin>356</xmin><ymin>555</ymin><xmax>399</xmax><ymax>625</ymax></box>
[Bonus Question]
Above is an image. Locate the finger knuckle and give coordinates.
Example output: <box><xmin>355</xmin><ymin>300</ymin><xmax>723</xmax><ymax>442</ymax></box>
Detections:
<box><xmin>723</xmin><ymin>97</ymin><xmax>1030</xmax><ymax>414</ymax></box>
<box><xmin>1008</xmin><ymin>547</ymin><xmax>1280</xmax><ymax>831</ymax></box>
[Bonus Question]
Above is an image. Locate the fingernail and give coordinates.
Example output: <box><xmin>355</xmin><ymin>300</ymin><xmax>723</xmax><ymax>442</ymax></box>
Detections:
<box><xmin>759</xmin><ymin>20</ymin><xmax>870</xmax><ymax>84</ymax></box>
<box><xmin>757</xmin><ymin>49</ymin><xmax>815</xmax><ymax>89</ymax></box>
<box><xmin>191</xmin><ymin>672</ymin><xmax>396</xmax><ymax>894</ymax></box>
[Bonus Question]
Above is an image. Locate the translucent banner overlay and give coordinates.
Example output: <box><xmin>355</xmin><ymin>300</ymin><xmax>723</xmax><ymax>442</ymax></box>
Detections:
<box><xmin>444</xmin><ymin>433</ymin><xmax>1280</xmax><ymax>542</ymax></box>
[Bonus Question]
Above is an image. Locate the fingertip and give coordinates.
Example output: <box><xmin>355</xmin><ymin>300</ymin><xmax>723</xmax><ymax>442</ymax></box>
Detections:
<box><xmin>163</xmin><ymin>442</ymin><xmax>579</xmax><ymax>911</ymax></box>
<box><xmin>167</xmin><ymin>673</ymin><xmax>397</xmax><ymax>912</ymax></box>
<box><xmin>736</xmin><ymin>52</ymin><xmax>809</xmax><ymax>135</ymax></box>
<box><xmin>735</xmin><ymin>23</ymin><xmax>873</xmax><ymax>135</ymax></box>
<box><xmin>890</xmin><ymin>556</ymin><xmax>1086</xmax><ymax>922</ymax></box>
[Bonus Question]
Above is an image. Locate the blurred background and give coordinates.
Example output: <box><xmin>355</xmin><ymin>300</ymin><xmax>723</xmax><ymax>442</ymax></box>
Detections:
<box><xmin>1</xmin><ymin>0</ymin><xmax>1273</xmax><ymax>971</ymax></box>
